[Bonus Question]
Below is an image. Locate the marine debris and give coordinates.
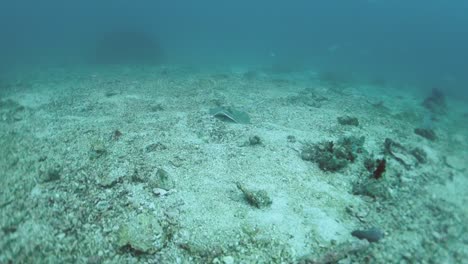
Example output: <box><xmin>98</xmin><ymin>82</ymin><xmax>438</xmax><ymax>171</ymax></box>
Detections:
<box><xmin>209</xmin><ymin>106</ymin><xmax>251</xmax><ymax>124</ymax></box>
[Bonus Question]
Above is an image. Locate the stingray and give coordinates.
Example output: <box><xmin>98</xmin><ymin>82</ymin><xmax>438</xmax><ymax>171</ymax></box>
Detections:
<box><xmin>209</xmin><ymin>106</ymin><xmax>251</xmax><ymax>124</ymax></box>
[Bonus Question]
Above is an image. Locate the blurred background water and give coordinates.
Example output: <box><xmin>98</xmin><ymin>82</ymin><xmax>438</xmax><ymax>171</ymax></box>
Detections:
<box><xmin>1</xmin><ymin>0</ymin><xmax>467</xmax><ymax>96</ymax></box>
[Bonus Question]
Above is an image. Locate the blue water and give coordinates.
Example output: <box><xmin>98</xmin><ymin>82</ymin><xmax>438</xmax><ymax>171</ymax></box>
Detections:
<box><xmin>1</xmin><ymin>1</ymin><xmax>467</xmax><ymax>96</ymax></box>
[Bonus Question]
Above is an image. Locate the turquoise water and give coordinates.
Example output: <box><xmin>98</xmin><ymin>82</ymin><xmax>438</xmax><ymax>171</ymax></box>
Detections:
<box><xmin>0</xmin><ymin>1</ymin><xmax>467</xmax><ymax>263</ymax></box>
<box><xmin>2</xmin><ymin>1</ymin><xmax>468</xmax><ymax>95</ymax></box>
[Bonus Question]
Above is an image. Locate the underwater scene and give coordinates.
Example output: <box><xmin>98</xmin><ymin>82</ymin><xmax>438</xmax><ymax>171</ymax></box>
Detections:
<box><xmin>0</xmin><ymin>1</ymin><xmax>467</xmax><ymax>263</ymax></box>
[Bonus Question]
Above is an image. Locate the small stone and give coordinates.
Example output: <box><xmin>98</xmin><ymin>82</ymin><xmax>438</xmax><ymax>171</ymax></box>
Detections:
<box><xmin>445</xmin><ymin>155</ymin><xmax>466</xmax><ymax>170</ymax></box>
<box><xmin>148</xmin><ymin>168</ymin><xmax>175</xmax><ymax>190</ymax></box>
<box><xmin>112</xmin><ymin>129</ymin><xmax>122</xmax><ymax>140</ymax></box>
<box><xmin>432</xmin><ymin>231</ymin><xmax>443</xmax><ymax>241</ymax></box>
<box><xmin>150</xmin><ymin>104</ymin><xmax>165</xmax><ymax>112</ymax></box>
<box><xmin>402</xmin><ymin>252</ymin><xmax>413</xmax><ymax>259</ymax></box>
<box><xmin>39</xmin><ymin>163</ymin><xmax>62</xmax><ymax>183</ymax></box>
<box><xmin>287</xmin><ymin>135</ymin><xmax>296</xmax><ymax>143</ymax></box>
<box><xmin>170</xmin><ymin>157</ymin><xmax>184</xmax><ymax>168</ymax></box>
<box><xmin>90</xmin><ymin>140</ymin><xmax>107</xmax><ymax>159</ymax></box>
<box><xmin>153</xmin><ymin>188</ymin><xmax>168</xmax><ymax>196</ymax></box>
<box><xmin>145</xmin><ymin>142</ymin><xmax>167</xmax><ymax>152</ymax></box>
<box><xmin>300</xmin><ymin>150</ymin><xmax>313</xmax><ymax>161</ymax></box>
<box><xmin>222</xmin><ymin>256</ymin><xmax>234</xmax><ymax>264</ymax></box>
<box><xmin>96</xmin><ymin>200</ymin><xmax>110</xmax><ymax>211</ymax></box>
<box><xmin>46</xmin><ymin>167</ymin><xmax>61</xmax><ymax>182</ymax></box>
<box><xmin>248</xmin><ymin>135</ymin><xmax>261</xmax><ymax>146</ymax></box>
<box><xmin>236</xmin><ymin>182</ymin><xmax>272</xmax><ymax>209</ymax></box>
<box><xmin>410</xmin><ymin>147</ymin><xmax>427</xmax><ymax>164</ymax></box>
<box><xmin>117</xmin><ymin>213</ymin><xmax>165</xmax><ymax>254</ymax></box>
<box><xmin>87</xmin><ymin>255</ymin><xmax>102</xmax><ymax>264</ymax></box>
<box><xmin>414</xmin><ymin>128</ymin><xmax>437</xmax><ymax>141</ymax></box>
<box><xmin>105</xmin><ymin>91</ymin><xmax>119</xmax><ymax>97</ymax></box>
<box><xmin>99</xmin><ymin>165</ymin><xmax>127</xmax><ymax>187</ymax></box>
<box><xmin>351</xmin><ymin>227</ymin><xmax>384</xmax><ymax>243</ymax></box>
<box><xmin>338</xmin><ymin>116</ymin><xmax>359</xmax><ymax>126</ymax></box>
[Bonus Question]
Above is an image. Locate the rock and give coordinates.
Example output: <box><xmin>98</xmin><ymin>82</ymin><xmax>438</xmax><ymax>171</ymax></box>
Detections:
<box><xmin>384</xmin><ymin>138</ymin><xmax>417</xmax><ymax>169</ymax></box>
<box><xmin>414</xmin><ymin>128</ymin><xmax>437</xmax><ymax>141</ymax></box>
<box><xmin>112</xmin><ymin>129</ymin><xmax>122</xmax><ymax>140</ymax></box>
<box><xmin>90</xmin><ymin>140</ymin><xmax>107</xmax><ymax>159</ymax></box>
<box><xmin>337</xmin><ymin>116</ymin><xmax>359</xmax><ymax>126</ymax></box>
<box><xmin>351</xmin><ymin>227</ymin><xmax>384</xmax><ymax>243</ymax></box>
<box><xmin>445</xmin><ymin>155</ymin><xmax>466</xmax><ymax>171</ymax></box>
<box><xmin>222</xmin><ymin>256</ymin><xmax>235</xmax><ymax>264</ymax></box>
<box><xmin>152</xmin><ymin>188</ymin><xmax>169</xmax><ymax>196</ymax></box>
<box><xmin>248</xmin><ymin>135</ymin><xmax>261</xmax><ymax>146</ymax></box>
<box><xmin>117</xmin><ymin>213</ymin><xmax>165</xmax><ymax>254</ymax></box>
<box><xmin>96</xmin><ymin>200</ymin><xmax>110</xmax><ymax>211</ymax></box>
<box><xmin>148</xmin><ymin>168</ymin><xmax>175</xmax><ymax>190</ymax></box>
<box><xmin>99</xmin><ymin>165</ymin><xmax>128</xmax><ymax>187</ymax></box>
<box><xmin>410</xmin><ymin>148</ymin><xmax>427</xmax><ymax>164</ymax></box>
<box><xmin>38</xmin><ymin>163</ymin><xmax>62</xmax><ymax>183</ymax></box>
<box><xmin>145</xmin><ymin>142</ymin><xmax>167</xmax><ymax>152</ymax></box>
<box><xmin>352</xmin><ymin>177</ymin><xmax>390</xmax><ymax>198</ymax></box>
<box><xmin>236</xmin><ymin>182</ymin><xmax>272</xmax><ymax>209</ymax></box>
<box><xmin>300</xmin><ymin>151</ymin><xmax>314</xmax><ymax>161</ymax></box>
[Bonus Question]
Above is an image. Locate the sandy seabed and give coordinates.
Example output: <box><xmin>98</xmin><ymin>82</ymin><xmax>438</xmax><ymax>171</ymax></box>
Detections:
<box><xmin>0</xmin><ymin>65</ymin><xmax>467</xmax><ymax>263</ymax></box>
